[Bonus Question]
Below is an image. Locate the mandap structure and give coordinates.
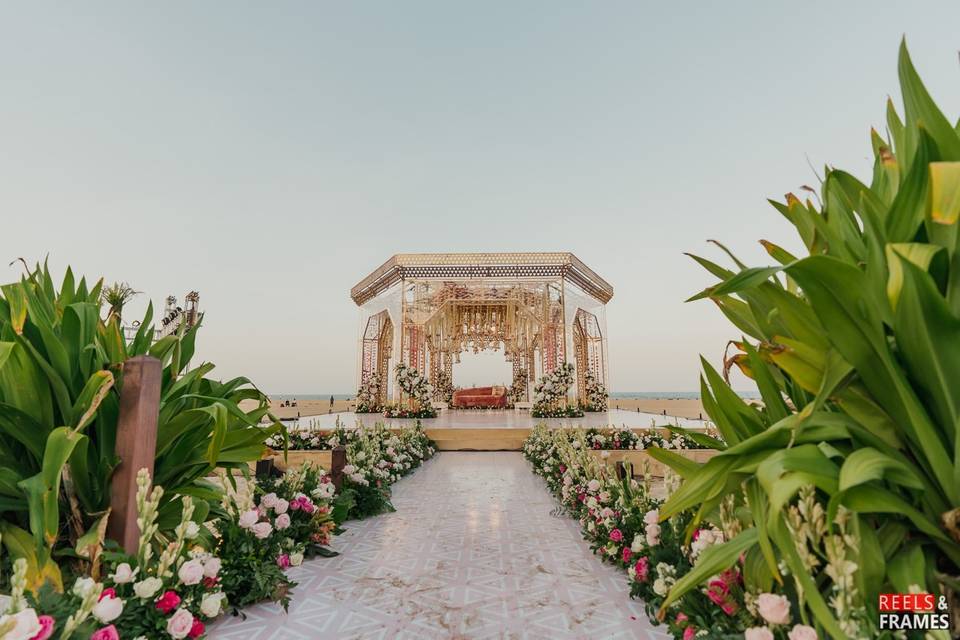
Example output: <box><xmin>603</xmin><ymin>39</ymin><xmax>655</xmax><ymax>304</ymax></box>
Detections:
<box><xmin>351</xmin><ymin>253</ymin><xmax>613</xmax><ymax>406</ymax></box>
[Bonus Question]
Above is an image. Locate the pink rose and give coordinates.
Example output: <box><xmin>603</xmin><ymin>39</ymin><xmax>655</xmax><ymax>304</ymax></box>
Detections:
<box><xmin>166</xmin><ymin>608</ymin><xmax>195</xmax><ymax>640</ymax></box>
<box><xmin>621</xmin><ymin>547</ymin><xmax>632</xmax><ymax>563</ymax></box>
<box><xmin>178</xmin><ymin>559</ymin><xmax>204</xmax><ymax>586</ymax></box>
<box><xmin>289</xmin><ymin>499</ymin><xmax>301</xmax><ymax>511</ymax></box>
<box><xmin>643</xmin><ymin>509</ymin><xmax>659</xmax><ymax>525</ymax></box>
<box><xmin>683</xmin><ymin>626</ymin><xmax>696</xmax><ymax>640</ymax></box>
<box><xmin>276</xmin><ymin>554</ymin><xmax>291</xmax><ymax>569</ymax></box>
<box><xmin>188</xmin><ymin>618</ymin><xmax>205</xmax><ymax>639</ymax></box>
<box><xmin>634</xmin><ymin>557</ymin><xmax>649</xmax><ymax>582</ymax></box>
<box><xmin>155</xmin><ymin>590</ymin><xmax>181</xmax><ymax>614</ymax></box>
<box><xmin>238</xmin><ymin>509</ymin><xmax>259</xmax><ymax>529</ymax></box>
<box><xmin>757</xmin><ymin>593</ymin><xmax>791</xmax><ymax>625</ymax></box>
<box><xmin>300</xmin><ymin>500</ymin><xmax>315</xmax><ymax>514</ymax></box>
<box><xmin>260</xmin><ymin>492</ymin><xmax>278</xmax><ymax>509</ymax></box>
<box><xmin>745</xmin><ymin>628</ymin><xmax>775</xmax><ymax>640</ymax></box>
<box><xmin>273</xmin><ymin>498</ymin><xmax>289</xmax><ymax>514</ymax></box>
<box><xmin>32</xmin><ymin>616</ymin><xmax>55</xmax><ymax>640</ymax></box>
<box><xmin>89</xmin><ymin>626</ymin><xmax>119</xmax><ymax>640</ymax></box>
<box><xmin>252</xmin><ymin>521</ymin><xmax>273</xmax><ymax>539</ymax></box>
<box><xmin>275</xmin><ymin>513</ymin><xmax>291</xmax><ymax>530</ymax></box>
<box><xmin>788</xmin><ymin>625</ymin><xmax>818</xmax><ymax>640</ymax></box>
<box><xmin>203</xmin><ymin>557</ymin><xmax>221</xmax><ymax>579</ymax></box>
<box><xmin>609</xmin><ymin>529</ymin><xmax>623</xmax><ymax>542</ymax></box>
<box><xmin>645</xmin><ymin>522</ymin><xmax>661</xmax><ymax>546</ymax></box>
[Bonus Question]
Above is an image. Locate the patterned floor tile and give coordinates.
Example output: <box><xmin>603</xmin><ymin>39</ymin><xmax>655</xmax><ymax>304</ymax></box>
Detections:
<box><xmin>209</xmin><ymin>452</ymin><xmax>669</xmax><ymax>640</ymax></box>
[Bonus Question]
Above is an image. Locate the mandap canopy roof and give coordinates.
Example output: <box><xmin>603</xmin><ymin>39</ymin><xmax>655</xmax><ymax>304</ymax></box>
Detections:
<box><xmin>350</xmin><ymin>252</ymin><xmax>613</xmax><ymax>306</ymax></box>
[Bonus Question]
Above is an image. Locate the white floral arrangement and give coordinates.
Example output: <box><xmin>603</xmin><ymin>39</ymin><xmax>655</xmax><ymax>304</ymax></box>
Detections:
<box><xmin>356</xmin><ymin>372</ymin><xmax>384</xmax><ymax>413</ymax></box>
<box><xmin>394</xmin><ymin>363</ymin><xmax>434</xmax><ymax>408</ymax></box>
<box><xmin>532</xmin><ymin>363</ymin><xmax>582</xmax><ymax>417</ymax></box>
<box><xmin>582</xmin><ymin>371</ymin><xmax>608</xmax><ymax>411</ymax></box>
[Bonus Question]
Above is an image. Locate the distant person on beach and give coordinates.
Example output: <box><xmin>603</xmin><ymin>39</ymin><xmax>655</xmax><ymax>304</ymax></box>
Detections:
<box><xmin>330</xmin><ymin>395</ymin><xmax>334</xmax><ymax>407</ymax></box>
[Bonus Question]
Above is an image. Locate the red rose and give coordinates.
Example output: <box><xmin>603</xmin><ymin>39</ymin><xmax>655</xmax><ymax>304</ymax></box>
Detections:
<box><xmin>188</xmin><ymin>618</ymin><xmax>206</xmax><ymax>639</ymax></box>
<box><xmin>155</xmin><ymin>590</ymin><xmax>182</xmax><ymax>614</ymax></box>
<box><xmin>203</xmin><ymin>576</ymin><xmax>219</xmax><ymax>589</ymax></box>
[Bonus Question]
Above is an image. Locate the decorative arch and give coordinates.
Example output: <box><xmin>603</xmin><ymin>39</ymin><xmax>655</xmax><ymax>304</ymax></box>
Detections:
<box><xmin>573</xmin><ymin>308</ymin><xmax>605</xmax><ymax>404</ymax></box>
<box><xmin>360</xmin><ymin>310</ymin><xmax>394</xmax><ymax>405</ymax></box>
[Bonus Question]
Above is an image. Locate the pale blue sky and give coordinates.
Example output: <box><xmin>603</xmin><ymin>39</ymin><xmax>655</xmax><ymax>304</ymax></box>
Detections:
<box><xmin>4</xmin><ymin>2</ymin><xmax>960</xmax><ymax>393</ymax></box>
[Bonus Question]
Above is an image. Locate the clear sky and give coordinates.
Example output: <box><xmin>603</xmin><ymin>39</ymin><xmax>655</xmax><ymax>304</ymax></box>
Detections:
<box><xmin>4</xmin><ymin>2</ymin><xmax>960</xmax><ymax>394</ymax></box>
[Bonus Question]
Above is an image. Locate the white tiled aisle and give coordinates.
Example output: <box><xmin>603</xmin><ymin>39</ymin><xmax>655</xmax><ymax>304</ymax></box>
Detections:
<box><xmin>209</xmin><ymin>453</ymin><xmax>668</xmax><ymax>640</ymax></box>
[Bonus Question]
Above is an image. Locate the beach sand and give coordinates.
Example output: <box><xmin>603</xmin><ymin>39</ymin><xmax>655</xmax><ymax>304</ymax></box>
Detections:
<box><xmin>250</xmin><ymin>396</ymin><xmax>709</xmax><ymax>421</ymax></box>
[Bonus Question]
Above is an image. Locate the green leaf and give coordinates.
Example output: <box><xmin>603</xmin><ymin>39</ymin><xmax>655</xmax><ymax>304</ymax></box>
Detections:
<box><xmin>659</xmin><ymin>528</ymin><xmax>758</xmax><ymax>612</ymax></box>
<box><xmin>898</xmin><ymin>40</ymin><xmax>960</xmax><ymax>165</ymax></box>
<box><xmin>929</xmin><ymin>161</ymin><xmax>960</xmax><ymax>224</ymax></box>
<box><xmin>838</xmin><ymin>448</ymin><xmax>923</xmax><ymax>492</ymax></box>
<box><xmin>885</xmin><ymin>243</ymin><xmax>945</xmax><ymax>311</ymax></box>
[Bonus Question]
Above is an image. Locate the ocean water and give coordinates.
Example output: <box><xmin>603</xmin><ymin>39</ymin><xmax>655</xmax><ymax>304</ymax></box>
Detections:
<box><xmin>271</xmin><ymin>391</ymin><xmax>761</xmax><ymax>400</ymax></box>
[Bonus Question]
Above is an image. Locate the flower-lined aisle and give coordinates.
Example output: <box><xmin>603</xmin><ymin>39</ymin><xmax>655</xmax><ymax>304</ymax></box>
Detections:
<box><xmin>0</xmin><ymin>426</ymin><xmax>435</xmax><ymax>640</ymax></box>
<box><xmin>523</xmin><ymin>426</ymin><xmax>820</xmax><ymax>640</ymax></box>
<box><xmin>209</xmin><ymin>452</ymin><xmax>668</xmax><ymax>640</ymax></box>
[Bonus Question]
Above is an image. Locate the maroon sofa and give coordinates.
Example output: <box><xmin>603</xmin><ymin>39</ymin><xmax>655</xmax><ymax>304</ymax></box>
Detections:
<box><xmin>452</xmin><ymin>386</ymin><xmax>508</xmax><ymax>409</ymax></box>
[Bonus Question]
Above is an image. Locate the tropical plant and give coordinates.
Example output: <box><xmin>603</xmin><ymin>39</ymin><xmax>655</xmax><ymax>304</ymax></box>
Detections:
<box><xmin>0</xmin><ymin>262</ymin><xmax>281</xmax><ymax>592</ymax></box>
<box><xmin>648</xmin><ymin>41</ymin><xmax>960</xmax><ymax>638</ymax></box>
<box><xmin>99</xmin><ymin>282</ymin><xmax>139</xmax><ymax>322</ymax></box>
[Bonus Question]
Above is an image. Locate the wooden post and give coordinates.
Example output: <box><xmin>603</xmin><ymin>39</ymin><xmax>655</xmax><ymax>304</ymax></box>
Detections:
<box><xmin>330</xmin><ymin>446</ymin><xmax>346</xmax><ymax>490</ymax></box>
<box><xmin>615</xmin><ymin>461</ymin><xmax>627</xmax><ymax>480</ymax></box>
<box><xmin>255</xmin><ymin>459</ymin><xmax>277</xmax><ymax>478</ymax></box>
<box><xmin>108</xmin><ymin>356</ymin><xmax>162</xmax><ymax>554</ymax></box>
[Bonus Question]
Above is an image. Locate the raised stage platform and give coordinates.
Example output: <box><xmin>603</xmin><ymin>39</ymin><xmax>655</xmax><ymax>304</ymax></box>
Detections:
<box><xmin>285</xmin><ymin>409</ymin><xmax>709</xmax><ymax>451</ymax></box>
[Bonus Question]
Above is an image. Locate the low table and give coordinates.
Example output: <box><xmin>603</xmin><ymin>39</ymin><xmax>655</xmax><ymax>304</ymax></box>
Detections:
<box><xmin>513</xmin><ymin>402</ymin><xmax>533</xmax><ymax>412</ymax></box>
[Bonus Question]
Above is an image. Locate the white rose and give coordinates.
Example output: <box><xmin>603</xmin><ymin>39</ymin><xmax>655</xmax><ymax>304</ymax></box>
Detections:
<box><xmin>587</xmin><ymin>479</ymin><xmax>600</xmax><ymax>492</ymax></box>
<box><xmin>200</xmin><ymin>556</ymin><xmax>221</xmax><ymax>579</ymax></box>
<box><xmin>166</xmin><ymin>607</ymin><xmax>195</xmax><ymax>639</ymax></box>
<box><xmin>200</xmin><ymin>592</ymin><xmax>225</xmax><ymax>618</ymax></box>
<box><xmin>0</xmin><ymin>608</ymin><xmax>42</xmax><ymax>640</ymax></box>
<box><xmin>92</xmin><ymin>592</ymin><xmax>124</xmax><ymax>623</ymax></box>
<box><xmin>289</xmin><ymin>552</ymin><xmax>304</xmax><ymax>567</ymax></box>
<box><xmin>110</xmin><ymin>562</ymin><xmax>136</xmax><ymax>584</ymax></box>
<box><xmin>134</xmin><ymin>576</ymin><xmax>163</xmax><ymax>599</ymax></box>
<box><xmin>72</xmin><ymin>576</ymin><xmax>97</xmax><ymax>599</ymax></box>
<box><xmin>653</xmin><ymin>578</ymin><xmax>668</xmax><ymax>596</ymax></box>
<box><xmin>630</xmin><ymin>536</ymin><xmax>645</xmax><ymax>553</ymax></box>
<box><xmin>238</xmin><ymin>509</ymin><xmax>259</xmax><ymax>529</ymax></box>
<box><xmin>178</xmin><ymin>558</ymin><xmax>204</xmax><ymax>586</ymax></box>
